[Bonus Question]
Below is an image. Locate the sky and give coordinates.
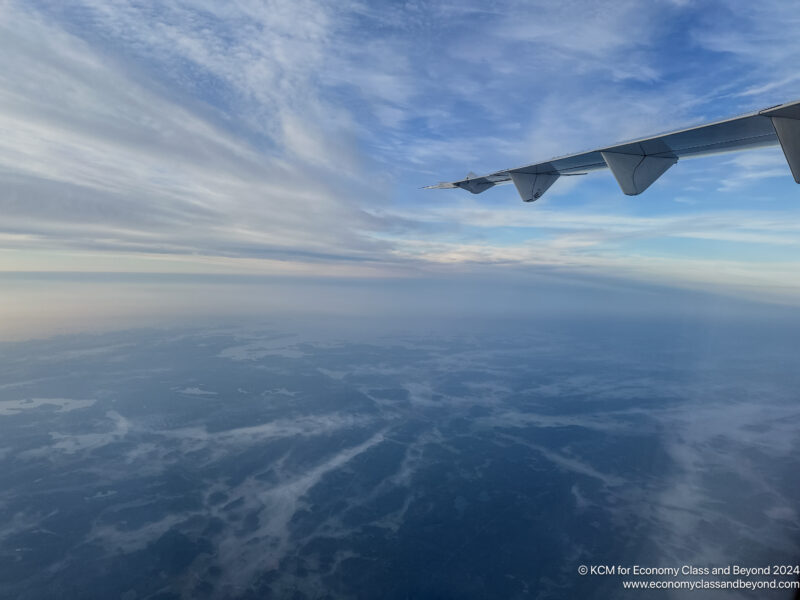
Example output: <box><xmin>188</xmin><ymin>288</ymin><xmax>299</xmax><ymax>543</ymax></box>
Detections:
<box><xmin>1</xmin><ymin>0</ymin><xmax>800</xmax><ymax>339</ymax></box>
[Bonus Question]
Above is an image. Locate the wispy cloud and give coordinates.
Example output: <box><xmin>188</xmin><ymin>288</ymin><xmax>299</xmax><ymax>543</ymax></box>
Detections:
<box><xmin>0</xmin><ymin>2</ymin><xmax>385</xmax><ymax>269</ymax></box>
<box><xmin>1</xmin><ymin>0</ymin><xmax>800</xmax><ymax>317</ymax></box>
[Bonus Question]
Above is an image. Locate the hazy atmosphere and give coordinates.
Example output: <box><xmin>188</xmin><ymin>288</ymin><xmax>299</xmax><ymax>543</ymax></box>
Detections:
<box><xmin>2</xmin><ymin>0</ymin><xmax>800</xmax><ymax>338</ymax></box>
<box><xmin>1</xmin><ymin>1</ymin><xmax>800</xmax><ymax>599</ymax></box>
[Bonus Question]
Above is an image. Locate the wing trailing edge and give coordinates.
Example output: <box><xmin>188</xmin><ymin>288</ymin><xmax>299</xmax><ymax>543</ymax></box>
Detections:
<box><xmin>426</xmin><ymin>98</ymin><xmax>800</xmax><ymax>202</ymax></box>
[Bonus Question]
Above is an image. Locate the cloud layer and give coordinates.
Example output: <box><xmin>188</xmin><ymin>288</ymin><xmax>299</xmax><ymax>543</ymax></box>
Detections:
<box><xmin>3</xmin><ymin>323</ymin><xmax>800</xmax><ymax>597</ymax></box>
<box><xmin>2</xmin><ymin>0</ymin><xmax>800</xmax><ymax>312</ymax></box>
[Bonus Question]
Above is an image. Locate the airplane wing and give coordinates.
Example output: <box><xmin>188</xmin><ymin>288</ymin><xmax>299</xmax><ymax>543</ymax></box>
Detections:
<box><xmin>425</xmin><ymin>98</ymin><xmax>800</xmax><ymax>202</ymax></box>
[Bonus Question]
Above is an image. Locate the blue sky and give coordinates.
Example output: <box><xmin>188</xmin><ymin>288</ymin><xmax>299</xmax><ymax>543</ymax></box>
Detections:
<box><xmin>1</xmin><ymin>0</ymin><xmax>800</xmax><ymax>338</ymax></box>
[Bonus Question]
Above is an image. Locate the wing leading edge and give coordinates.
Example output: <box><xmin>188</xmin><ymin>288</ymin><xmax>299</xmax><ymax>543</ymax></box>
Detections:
<box><xmin>425</xmin><ymin>98</ymin><xmax>800</xmax><ymax>202</ymax></box>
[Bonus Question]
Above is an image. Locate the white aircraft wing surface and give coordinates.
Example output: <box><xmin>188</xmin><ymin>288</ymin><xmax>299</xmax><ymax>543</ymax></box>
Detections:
<box><xmin>425</xmin><ymin>99</ymin><xmax>800</xmax><ymax>202</ymax></box>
